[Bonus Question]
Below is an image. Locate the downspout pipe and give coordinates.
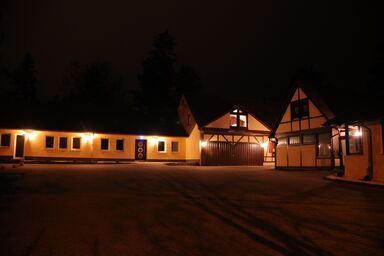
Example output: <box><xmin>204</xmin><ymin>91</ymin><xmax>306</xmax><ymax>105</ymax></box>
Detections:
<box><xmin>361</xmin><ymin>124</ymin><xmax>373</xmax><ymax>181</ymax></box>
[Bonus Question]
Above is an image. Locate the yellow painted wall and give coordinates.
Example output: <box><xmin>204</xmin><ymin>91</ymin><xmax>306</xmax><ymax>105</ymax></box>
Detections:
<box><xmin>310</xmin><ymin>116</ymin><xmax>327</xmax><ymax>129</ymax></box>
<box><xmin>0</xmin><ymin>129</ymin><xmax>24</xmax><ymax>157</ymax></box>
<box><xmin>146</xmin><ymin>136</ymin><xmax>186</xmax><ymax>160</ymax></box>
<box><xmin>276</xmin><ymin>123</ymin><xmax>291</xmax><ymax>133</ymax></box>
<box><xmin>372</xmin><ymin>123</ymin><xmax>384</xmax><ymax>182</ymax></box>
<box><xmin>309</xmin><ymin>101</ymin><xmax>322</xmax><ymax>117</ymax></box>
<box><xmin>287</xmin><ymin>146</ymin><xmax>301</xmax><ymax>166</ymax></box>
<box><xmin>275</xmin><ymin>88</ymin><xmax>327</xmax><ymax>134</ymax></box>
<box><xmin>205</xmin><ymin>111</ymin><xmax>270</xmax><ymax>132</ymax></box>
<box><xmin>0</xmin><ymin>128</ymin><xmax>189</xmax><ymax>161</ymax></box>
<box><xmin>301</xmin><ymin>145</ymin><xmax>316</xmax><ymax>166</ymax></box>
<box><xmin>299</xmin><ymin>88</ymin><xmax>308</xmax><ymax>99</ymax></box>
<box><xmin>276</xmin><ymin>146</ymin><xmax>287</xmax><ymax>166</ymax></box>
<box><xmin>177</xmin><ymin>96</ymin><xmax>196</xmax><ymax>134</ymax></box>
<box><xmin>185</xmin><ymin>124</ymin><xmax>201</xmax><ymax>161</ymax></box>
<box><xmin>344</xmin><ymin>122</ymin><xmax>384</xmax><ymax>182</ymax></box>
<box><xmin>275</xmin><ymin>141</ymin><xmax>331</xmax><ymax>168</ymax></box>
<box><xmin>248</xmin><ymin>115</ymin><xmax>270</xmax><ymax>131</ymax></box>
<box><xmin>273</xmin><ymin>87</ymin><xmax>336</xmax><ymax>169</ymax></box>
<box><xmin>205</xmin><ymin>114</ymin><xmax>229</xmax><ymax>129</ymax></box>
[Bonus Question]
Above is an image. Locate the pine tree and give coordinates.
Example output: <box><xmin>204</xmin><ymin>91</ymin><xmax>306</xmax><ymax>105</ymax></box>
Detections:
<box><xmin>136</xmin><ymin>30</ymin><xmax>177</xmax><ymax>113</ymax></box>
<box><xmin>10</xmin><ymin>52</ymin><xmax>38</xmax><ymax>101</ymax></box>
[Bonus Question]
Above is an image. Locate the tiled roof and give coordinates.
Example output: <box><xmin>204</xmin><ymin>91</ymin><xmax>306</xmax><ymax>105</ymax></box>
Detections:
<box><xmin>0</xmin><ymin>101</ymin><xmax>188</xmax><ymax>137</ymax></box>
<box><xmin>184</xmin><ymin>93</ymin><xmax>280</xmax><ymax>130</ymax></box>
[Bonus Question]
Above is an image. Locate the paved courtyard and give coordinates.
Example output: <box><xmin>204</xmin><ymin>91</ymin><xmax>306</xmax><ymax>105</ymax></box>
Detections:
<box><xmin>0</xmin><ymin>163</ymin><xmax>383</xmax><ymax>256</ymax></box>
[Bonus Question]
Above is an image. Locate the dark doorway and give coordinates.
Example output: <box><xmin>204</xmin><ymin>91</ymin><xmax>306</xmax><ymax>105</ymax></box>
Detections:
<box><xmin>339</xmin><ymin>137</ymin><xmax>346</xmax><ymax>170</ymax></box>
<box><xmin>135</xmin><ymin>139</ymin><xmax>147</xmax><ymax>160</ymax></box>
<box><xmin>14</xmin><ymin>134</ymin><xmax>25</xmax><ymax>159</ymax></box>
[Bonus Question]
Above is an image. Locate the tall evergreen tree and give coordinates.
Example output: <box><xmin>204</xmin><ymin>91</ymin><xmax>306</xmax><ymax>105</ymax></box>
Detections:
<box><xmin>62</xmin><ymin>61</ymin><xmax>124</xmax><ymax>104</ymax></box>
<box><xmin>134</xmin><ymin>30</ymin><xmax>202</xmax><ymax>115</ymax></box>
<box><xmin>9</xmin><ymin>52</ymin><xmax>38</xmax><ymax>101</ymax></box>
<box><xmin>175</xmin><ymin>65</ymin><xmax>202</xmax><ymax>96</ymax></box>
<box><xmin>135</xmin><ymin>30</ymin><xmax>177</xmax><ymax>113</ymax></box>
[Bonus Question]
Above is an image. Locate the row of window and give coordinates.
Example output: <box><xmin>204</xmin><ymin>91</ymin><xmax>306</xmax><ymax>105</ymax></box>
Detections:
<box><xmin>45</xmin><ymin>136</ymin><xmax>87</xmax><ymax>150</ymax></box>
<box><xmin>277</xmin><ymin>126</ymin><xmax>367</xmax><ymax>157</ymax></box>
<box><xmin>277</xmin><ymin>133</ymin><xmax>331</xmax><ymax>157</ymax></box>
<box><xmin>0</xmin><ymin>133</ymin><xmax>180</xmax><ymax>153</ymax></box>
<box><xmin>158</xmin><ymin>141</ymin><xmax>179</xmax><ymax>153</ymax></box>
<box><xmin>277</xmin><ymin>134</ymin><xmax>321</xmax><ymax>146</ymax></box>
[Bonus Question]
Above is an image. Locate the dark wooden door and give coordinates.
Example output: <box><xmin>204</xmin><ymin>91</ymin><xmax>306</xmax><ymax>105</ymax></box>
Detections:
<box><xmin>135</xmin><ymin>139</ymin><xmax>147</xmax><ymax>160</ymax></box>
<box><xmin>14</xmin><ymin>134</ymin><xmax>25</xmax><ymax>159</ymax></box>
<box><xmin>201</xmin><ymin>142</ymin><xmax>264</xmax><ymax>166</ymax></box>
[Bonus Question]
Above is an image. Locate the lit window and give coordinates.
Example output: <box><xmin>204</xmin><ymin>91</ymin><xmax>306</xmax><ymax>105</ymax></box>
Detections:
<box><xmin>59</xmin><ymin>137</ymin><xmax>67</xmax><ymax>149</ymax></box>
<box><xmin>116</xmin><ymin>139</ymin><xmax>124</xmax><ymax>151</ymax></box>
<box><xmin>45</xmin><ymin>136</ymin><xmax>54</xmax><ymax>149</ymax></box>
<box><xmin>171</xmin><ymin>141</ymin><xmax>179</xmax><ymax>152</ymax></box>
<box><xmin>347</xmin><ymin>125</ymin><xmax>363</xmax><ymax>154</ymax></box>
<box><xmin>158</xmin><ymin>140</ymin><xmax>166</xmax><ymax>153</ymax></box>
<box><xmin>230</xmin><ymin>108</ymin><xmax>248</xmax><ymax>128</ymax></box>
<box><xmin>72</xmin><ymin>137</ymin><xmax>81</xmax><ymax>150</ymax></box>
<box><xmin>302</xmin><ymin>134</ymin><xmax>316</xmax><ymax>144</ymax></box>
<box><xmin>289</xmin><ymin>136</ymin><xmax>300</xmax><ymax>145</ymax></box>
<box><xmin>317</xmin><ymin>133</ymin><xmax>331</xmax><ymax>157</ymax></box>
<box><xmin>277</xmin><ymin>137</ymin><xmax>287</xmax><ymax>146</ymax></box>
<box><xmin>1</xmin><ymin>134</ymin><xmax>11</xmax><ymax>147</ymax></box>
<box><xmin>291</xmin><ymin>99</ymin><xmax>309</xmax><ymax>119</ymax></box>
<box><xmin>101</xmin><ymin>138</ymin><xmax>109</xmax><ymax>150</ymax></box>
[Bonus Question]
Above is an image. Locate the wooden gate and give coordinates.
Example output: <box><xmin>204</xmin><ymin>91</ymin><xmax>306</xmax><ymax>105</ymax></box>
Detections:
<box><xmin>201</xmin><ymin>142</ymin><xmax>264</xmax><ymax>166</ymax></box>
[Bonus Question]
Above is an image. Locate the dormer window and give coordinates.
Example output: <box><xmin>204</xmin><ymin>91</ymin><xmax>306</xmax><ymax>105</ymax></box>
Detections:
<box><xmin>291</xmin><ymin>99</ymin><xmax>309</xmax><ymax>120</ymax></box>
<box><xmin>230</xmin><ymin>108</ymin><xmax>248</xmax><ymax>128</ymax></box>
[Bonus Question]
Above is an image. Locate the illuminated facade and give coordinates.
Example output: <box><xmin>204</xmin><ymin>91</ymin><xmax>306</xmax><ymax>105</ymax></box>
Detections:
<box><xmin>271</xmin><ymin>81</ymin><xmax>384</xmax><ymax>182</ymax></box>
<box><xmin>0</xmin><ymin>96</ymin><xmax>274</xmax><ymax>165</ymax></box>
<box><xmin>327</xmin><ymin>118</ymin><xmax>384</xmax><ymax>182</ymax></box>
<box><xmin>270</xmin><ymin>83</ymin><xmax>339</xmax><ymax>169</ymax></box>
<box><xmin>0</xmin><ymin>128</ymin><xmax>188</xmax><ymax>163</ymax></box>
<box><xmin>178</xmin><ymin>95</ymin><xmax>274</xmax><ymax>165</ymax></box>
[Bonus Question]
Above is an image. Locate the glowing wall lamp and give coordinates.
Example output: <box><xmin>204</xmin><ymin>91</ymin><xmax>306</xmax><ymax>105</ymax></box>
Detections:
<box><xmin>353</xmin><ymin>130</ymin><xmax>363</xmax><ymax>137</ymax></box>
<box><xmin>260</xmin><ymin>141</ymin><xmax>269</xmax><ymax>149</ymax></box>
<box><xmin>200</xmin><ymin>140</ymin><xmax>207</xmax><ymax>148</ymax></box>
<box><xmin>149</xmin><ymin>137</ymin><xmax>158</xmax><ymax>145</ymax></box>
<box><xmin>23</xmin><ymin>130</ymin><xmax>37</xmax><ymax>140</ymax></box>
<box><xmin>81</xmin><ymin>133</ymin><xmax>94</xmax><ymax>143</ymax></box>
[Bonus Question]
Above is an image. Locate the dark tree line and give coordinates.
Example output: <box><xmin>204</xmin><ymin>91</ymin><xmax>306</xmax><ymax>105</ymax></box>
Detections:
<box><xmin>133</xmin><ymin>30</ymin><xmax>201</xmax><ymax>115</ymax></box>
<box><xmin>8</xmin><ymin>52</ymin><xmax>38</xmax><ymax>101</ymax></box>
<box><xmin>61</xmin><ymin>61</ymin><xmax>125</xmax><ymax>104</ymax></box>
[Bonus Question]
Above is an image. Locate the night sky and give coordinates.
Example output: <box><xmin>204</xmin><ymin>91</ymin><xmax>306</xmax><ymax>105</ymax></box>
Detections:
<box><xmin>1</xmin><ymin>0</ymin><xmax>383</xmax><ymax>100</ymax></box>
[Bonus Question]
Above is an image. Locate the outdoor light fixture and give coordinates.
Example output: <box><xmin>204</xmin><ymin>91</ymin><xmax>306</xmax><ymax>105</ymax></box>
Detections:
<box><xmin>261</xmin><ymin>141</ymin><xmax>269</xmax><ymax>149</ymax></box>
<box><xmin>353</xmin><ymin>130</ymin><xmax>363</xmax><ymax>137</ymax></box>
<box><xmin>81</xmin><ymin>133</ymin><xmax>94</xmax><ymax>143</ymax></box>
<box><xmin>23</xmin><ymin>130</ymin><xmax>37</xmax><ymax>140</ymax></box>
<box><xmin>149</xmin><ymin>137</ymin><xmax>158</xmax><ymax>145</ymax></box>
<box><xmin>200</xmin><ymin>141</ymin><xmax>207</xmax><ymax>148</ymax></box>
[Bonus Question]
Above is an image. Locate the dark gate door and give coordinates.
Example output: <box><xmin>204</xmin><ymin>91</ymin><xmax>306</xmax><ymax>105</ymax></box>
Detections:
<box><xmin>135</xmin><ymin>139</ymin><xmax>147</xmax><ymax>160</ymax></box>
<box><xmin>14</xmin><ymin>134</ymin><xmax>25</xmax><ymax>159</ymax></box>
<box><xmin>202</xmin><ymin>142</ymin><xmax>264</xmax><ymax>166</ymax></box>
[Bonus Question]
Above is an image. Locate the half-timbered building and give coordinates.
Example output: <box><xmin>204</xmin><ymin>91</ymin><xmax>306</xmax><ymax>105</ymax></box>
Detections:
<box><xmin>324</xmin><ymin>98</ymin><xmax>384</xmax><ymax>182</ymax></box>
<box><xmin>270</xmin><ymin>82</ymin><xmax>340</xmax><ymax>169</ymax></box>
<box><xmin>178</xmin><ymin>95</ymin><xmax>275</xmax><ymax>165</ymax></box>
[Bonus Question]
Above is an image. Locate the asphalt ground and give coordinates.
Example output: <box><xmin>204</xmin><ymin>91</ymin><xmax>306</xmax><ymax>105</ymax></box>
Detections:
<box><xmin>0</xmin><ymin>163</ymin><xmax>383</xmax><ymax>256</ymax></box>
